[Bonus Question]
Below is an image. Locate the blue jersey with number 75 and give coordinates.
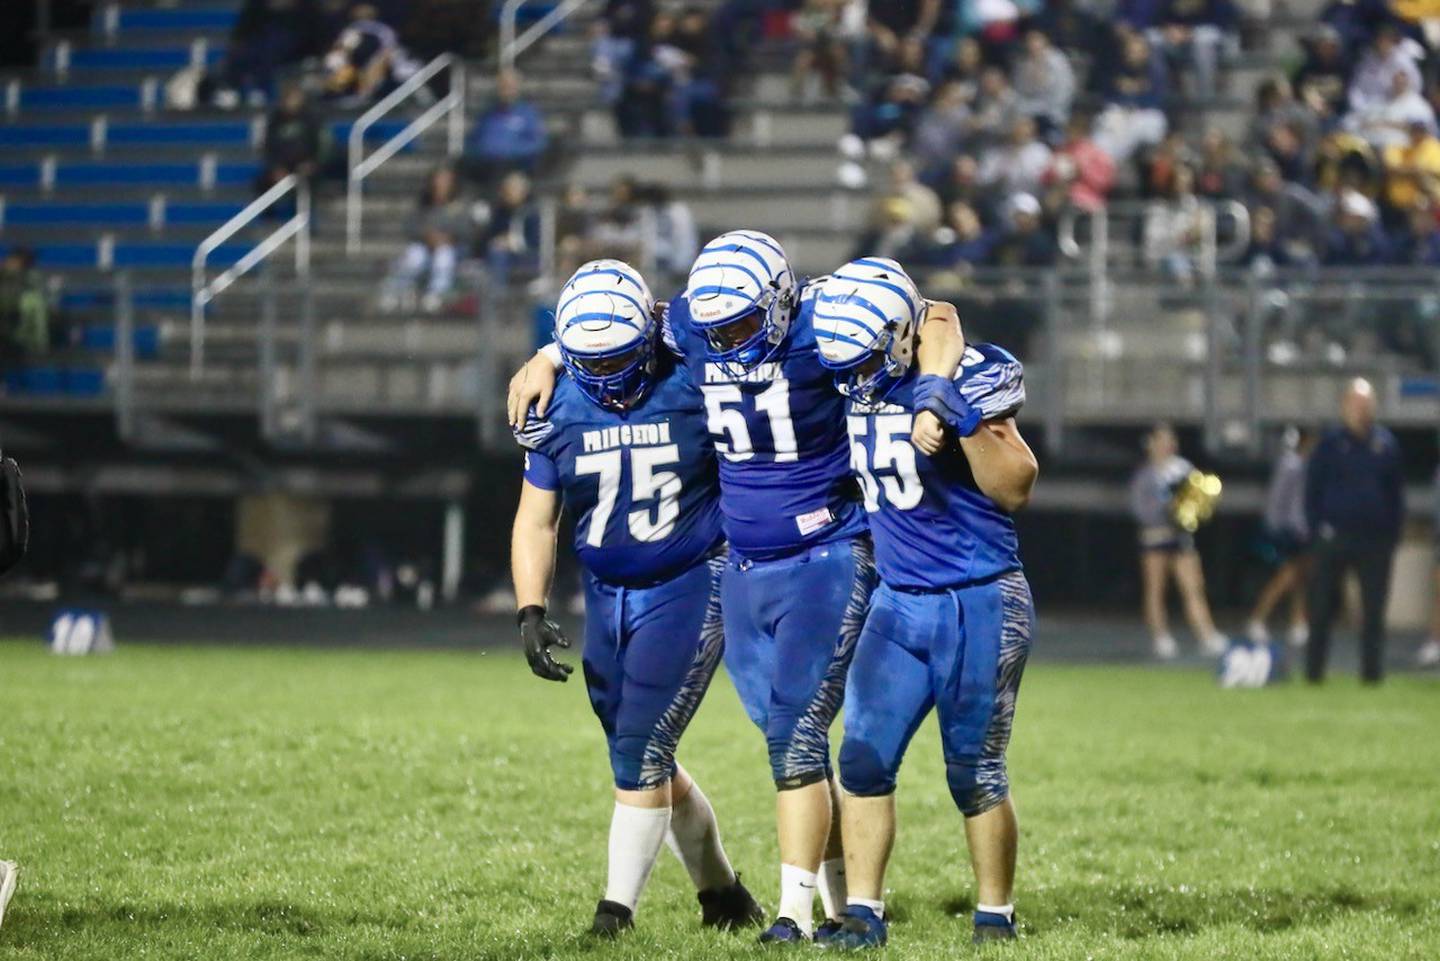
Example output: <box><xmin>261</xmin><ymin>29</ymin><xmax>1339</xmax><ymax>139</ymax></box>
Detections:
<box><xmin>663</xmin><ymin>282</ymin><xmax>868</xmax><ymax>561</ymax></box>
<box><xmin>845</xmin><ymin>343</ymin><xmax>1025</xmax><ymax>590</ymax></box>
<box><xmin>516</xmin><ymin>357</ymin><xmax>724</xmax><ymax>587</ymax></box>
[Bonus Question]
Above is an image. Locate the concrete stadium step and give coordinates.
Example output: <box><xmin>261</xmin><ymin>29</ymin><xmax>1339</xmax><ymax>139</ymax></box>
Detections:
<box><xmin>575</xmin><ymin>107</ymin><xmax>847</xmax><ymax>147</ymax></box>
<box><xmin>568</xmin><ymin>146</ymin><xmax>843</xmax><ymax>191</ymax></box>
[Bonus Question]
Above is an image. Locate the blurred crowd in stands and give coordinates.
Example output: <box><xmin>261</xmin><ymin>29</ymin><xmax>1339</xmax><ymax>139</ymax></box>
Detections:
<box><xmin>821</xmin><ymin>0</ymin><xmax>1440</xmax><ymax>280</ymax></box>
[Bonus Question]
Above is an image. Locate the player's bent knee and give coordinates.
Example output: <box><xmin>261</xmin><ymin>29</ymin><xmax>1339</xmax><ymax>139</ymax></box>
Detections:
<box><xmin>611</xmin><ymin>735</ymin><xmax>677</xmax><ymax>792</ymax></box>
<box><xmin>838</xmin><ymin>740</ymin><xmax>899</xmax><ymax>797</ymax></box>
<box><xmin>946</xmin><ymin>757</ymin><xmax>1009</xmax><ymax>817</ymax></box>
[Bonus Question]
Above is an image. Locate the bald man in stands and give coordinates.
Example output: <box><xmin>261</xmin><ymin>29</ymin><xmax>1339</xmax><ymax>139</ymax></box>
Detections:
<box><xmin>1304</xmin><ymin>379</ymin><xmax>1405</xmax><ymax>684</ymax></box>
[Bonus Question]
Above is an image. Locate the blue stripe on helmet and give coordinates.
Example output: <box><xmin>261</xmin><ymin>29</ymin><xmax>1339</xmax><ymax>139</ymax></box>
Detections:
<box><xmin>812</xmin><ymin>308</ymin><xmax>881</xmax><ymax>338</ymax></box>
<box><xmin>816</xmin><ymin>291</ymin><xmax>891</xmax><ymax>329</ymax></box>
<box><xmin>701</xmin><ymin>243</ymin><xmax>775</xmax><ymax>277</ymax></box>
<box><xmin>556</xmin><ymin>289</ymin><xmax>650</xmax><ymax>326</ymax></box>
<box><xmin>561</xmin><ymin>310</ymin><xmax>643</xmax><ymax>330</ymax></box>
<box><xmin>830</xmin><ymin>271</ymin><xmax>916</xmax><ymax>305</ymax></box>
<box><xmin>689</xmin><ymin>259</ymin><xmax>764</xmax><ymax>293</ymax></box>
<box><xmin>726</xmin><ymin>230</ymin><xmax>785</xmax><ymax>259</ymax></box>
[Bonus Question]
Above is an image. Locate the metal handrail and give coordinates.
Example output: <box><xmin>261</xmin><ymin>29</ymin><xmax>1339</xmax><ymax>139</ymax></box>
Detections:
<box><xmin>499</xmin><ymin>0</ymin><xmax>593</xmax><ymax>71</ymax></box>
<box><xmin>346</xmin><ymin>54</ymin><xmax>466</xmax><ymax>254</ymax></box>
<box><xmin>191</xmin><ymin>173</ymin><xmax>310</xmax><ymax>376</ymax></box>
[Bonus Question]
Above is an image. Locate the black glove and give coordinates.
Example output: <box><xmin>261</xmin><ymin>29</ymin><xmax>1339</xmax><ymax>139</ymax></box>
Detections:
<box><xmin>519</xmin><ymin>605</ymin><xmax>572</xmax><ymax>682</ymax></box>
<box><xmin>0</xmin><ymin>454</ymin><xmax>29</xmax><ymax>577</ymax></box>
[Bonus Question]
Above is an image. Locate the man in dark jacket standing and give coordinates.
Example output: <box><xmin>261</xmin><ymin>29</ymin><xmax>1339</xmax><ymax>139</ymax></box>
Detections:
<box><xmin>1305</xmin><ymin>378</ymin><xmax>1404</xmax><ymax>684</ymax></box>
<box><xmin>0</xmin><ymin>445</ymin><xmax>26</xmax><ymax>929</ymax></box>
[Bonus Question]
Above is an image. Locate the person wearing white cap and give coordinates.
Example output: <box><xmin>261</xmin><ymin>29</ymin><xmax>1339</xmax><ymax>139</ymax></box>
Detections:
<box><xmin>1324</xmin><ymin>190</ymin><xmax>1394</xmax><ymax>266</ymax></box>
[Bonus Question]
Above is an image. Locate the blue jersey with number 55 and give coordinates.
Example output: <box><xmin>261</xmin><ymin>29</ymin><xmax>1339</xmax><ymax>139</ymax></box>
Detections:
<box><xmin>516</xmin><ymin>358</ymin><xmax>723</xmax><ymax>587</ymax></box>
<box><xmin>846</xmin><ymin>344</ymin><xmax>1025</xmax><ymax>590</ymax></box>
<box><xmin>665</xmin><ymin>284</ymin><xmax>867</xmax><ymax>561</ymax></box>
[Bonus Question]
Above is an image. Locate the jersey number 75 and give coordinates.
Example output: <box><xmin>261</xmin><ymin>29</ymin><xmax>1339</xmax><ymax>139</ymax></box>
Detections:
<box><xmin>574</xmin><ymin>445</ymin><xmax>682</xmax><ymax>547</ymax></box>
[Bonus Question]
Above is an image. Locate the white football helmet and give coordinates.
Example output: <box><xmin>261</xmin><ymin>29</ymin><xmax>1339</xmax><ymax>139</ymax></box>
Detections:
<box><xmin>554</xmin><ymin>259</ymin><xmax>658</xmax><ymax>411</ymax></box>
<box><xmin>684</xmin><ymin>229</ymin><xmax>797</xmax><ymax>373</ymax></box>
<box><xmin>813</xmin><ymin>257</ymin><xmax>925</xmax><ymax>401</ymax></box>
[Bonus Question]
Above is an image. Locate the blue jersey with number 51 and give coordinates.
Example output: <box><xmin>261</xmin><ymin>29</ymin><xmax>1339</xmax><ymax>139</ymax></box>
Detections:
<box><xmin>664</xmin><ymin>283</ymin><xmax>868</xmax><ymax>561</ymax></box>
<box><xmin>846</xmin><ymin>343</ymin><xmax>1025</xmax><ymax>590</ymax></box>
<box><xmin>516</xmin><ymin>358</ymin><xmax>723</xmax><ymax>586</ymax></box>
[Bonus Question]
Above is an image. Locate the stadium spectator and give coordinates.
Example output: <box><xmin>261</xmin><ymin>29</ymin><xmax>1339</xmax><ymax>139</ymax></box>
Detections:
<box><xmin>877</xmin><ymin>160</ymin><xmax>943</xmax><ymax>233</ymax></box>
<box><xmin>911</xmin><ymin>81</ymin><xmax>973</xmax><ymax>175</ymax></box>
<box><xmin>1093</xmin><ymin>31</ymin><xmax>1170</xmax><ymax>164</ymax></box>
<box><xmin>866</xmin><ymin>0</ymin><xmax>941</xmax><ymax>64</ymax></box>
<box><xmin>985</xmin><ymin>192</ymin><xmax>1057</xmax><ymax>267</ymax></box>
<box><xmin>1242</xmin><ymin>161</ymin><xmax>1326</xmax><ymax>268</ymax></box>
<box><xmin>379</xmin><ymin>165</ymin><xmax>473</xmax><ymax>313</ymax></box>
<box><xmin>1251</xmin><ymin>76</ymin><xmax>1319</xmax><ymax>156</ymax></box>
<box><xmin>636</xmin><ymin>182</ymin><xmax>699</xmax><ymax>277</ymax></box>
<box><xmin>938</xmin><ymin>35</ymin><xmax>985</xmax><ymax>94</ymax></box>
<box><xmin>967</xmin><ymin>66</ymin><xmax>1021</xmax><ymax>145</ymax></box>
<box><xmin>1395</xmin><ymin>200</ymin><xmax>1440</xmax><ymax>264</ymax></box>
<box><xmin>322</xmin><ymin>3</ymin><xmax>419</xmax><ymax>105</ymax></box>
<box><xmin>1304</xmin><ymin>377</ymin><xmax>1404</xmax><ymax>684</ymax></box>
<box><xmin>612</xmin><ymin>10</ymin><xmax>679</xmax><ymax>138</ymax></box>
<box><xmin>1346</xmin><ymin>69</ymin><xmax>1436</xmax><ymax>151</ymax></box>
<box><xmin>1382</xmin><ymin>117</ymin><xmax>1440</xmax><ymax>220</ymax></box>
<box><xmin>1346</xmin><ymin>23</ymin><xmax>1422</xmax><ymax>118</ymax></box>
<box><xmin>1293</xmin><ymin>25</ymin><xmax>1350</xmax><ymax>123</ymax></box>
<box><xmin>211</xmin><ymin>0</ymin><xmax>324</xmax><ymax>106</ymax></box>
<box><xmin>1129</xmin><ymin>423</ymin><xmax>1228</xmax><ymax>659</ymax></box>
<box><xmin>1042</xmin><ymin>112</ymin><xmax>1117</xmax><ymax>212</ymax></box>
<box><xmin>851</xmin><ymin>36</ymin><xmax>933</xmax><ymax>147</ymax></box>
<box><xmin>0</xmin><ymin>249</ymin><xmax>47</xmax><ymax>369</ymax></box>
<box><xmin>1148</xmin><ymin>0</ymin><xmax>1238</xmax><ymax>98</ymax></box>
<box><xmin>589</xmin><ymin>175</ymin><xmax>646</xmax><ymax>263</ymax></box>
<box><xmin>978</xmin><ymin>116</ymin><xmax>1054</xmax><ymax>201</ymax></box>
<box><xmin>554</xmin><ymin>184</ymin><xmax>597</xmax><ymax>278</ymax></box>
<box><xmin>1323</xmin><ymin>189</ymin><xmax>1394</xmax><ymax>265</ymax></box>
<box><xmin>1194</xmin><ymin>129</ymin><xmax>1246</xmax><ymax>200</ymax></box>
<box><xmin>256</xmin><ymin>85</ymin><xmax>326</xmax><ymax>196</ymax></box>
<box><xmin>603</xmin><ymin>0</ymin><xmax>657</xmax><ymax>40</ymax></box>
<box><xmin>932</xmin><ymin>153</ymin><xmax>996</xmax><ymax>224</ymax></box>
<box><xmin>790</xmin><ymin>0</ymin><xmax>866</xmax><ymax>102</ymax></box>
<box><xmin>670</xmin><ymin>6</ymin><xmax>733</xmax><ymax>138</ymax></box>
<box><xmin>463</xmin><ymin>69</ymin><xmax>549</xmax><ymax>186</ymax></box>
<box><xmin>1246</xmin><ymin>427</ymin><xmax>1314</xmax><ymax>648</ymax></box>
<box><xmin>1011</xmin><ymin>29</ymin><xmax>1076</xmax><ymax>135</ymax></box>
<box><xmin>906</xmin><ymin>199</ymin><xmax>995</xmax><ymax>269</ymax></box>
<box><xmin>474</xmin><ymin>172</ymin><xmax>542</xmax><ymax>280</ymax></box>
<box><xmin>1143</xmin><ymin>163</ymin><xmax>1208</xmax><ymax>282</ymax></box>
<box><xmin>1035</xmin><ymin>0</ymin><xmax>1108</xmax><ymax>55</ymax></box>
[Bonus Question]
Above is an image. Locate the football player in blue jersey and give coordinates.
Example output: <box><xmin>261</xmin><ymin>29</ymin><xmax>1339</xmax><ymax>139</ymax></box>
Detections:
<box><xmin>508</xmin><ymin>234</ymin><xmax>966</xmax><ymax>944</ymax></box>
<box><xmin>509</xmin><ymin>260</ymin><xmax>763</xmax><ymax>938</ymax></box>
<box><xmin>811</xmin><ymin>258</ymin><xmax>1039</xmax><ymax>949</ymax></box>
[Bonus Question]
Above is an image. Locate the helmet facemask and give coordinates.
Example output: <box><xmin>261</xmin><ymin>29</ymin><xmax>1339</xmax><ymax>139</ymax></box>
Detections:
<box><xmin>561</xmin><ymin>336</ymin><xmax>658</xmax><ymax>412</ymax></box>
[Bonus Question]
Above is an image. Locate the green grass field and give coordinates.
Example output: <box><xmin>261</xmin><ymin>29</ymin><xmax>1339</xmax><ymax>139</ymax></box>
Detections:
<box><xmin>2</xmin><ymin>638</ymin><xmax>1438</xmax><ymax>960</ymax></box>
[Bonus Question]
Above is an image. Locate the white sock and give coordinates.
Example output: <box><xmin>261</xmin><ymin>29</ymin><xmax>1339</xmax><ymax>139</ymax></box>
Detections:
<box><xmin>976</xmin><ymin>902</ymin><xmax>1015</xmax><ymax>921</ymax></box>
<box><xmin>817</xmin><ymin>857</ymin><xmax>847</xmax><ymax>920</ymax></box>
<box><xmin>665</xmin><ymin>782</ymin><xmax>737</xmax><ymax>892</ymax></box>
<box><xmin>604</xmin><ymin>802</ymin><xmax>672</xmax><ymax>911</ymax></box>
<box><xmin>848</xmin><ymin>896</ymin><xmax>885</xmax><ymax>919</ymax></box>
<box><xmin>778</xmin><ymin>863</ymin><xmax>817</xmax><ymax>936</ymax></box>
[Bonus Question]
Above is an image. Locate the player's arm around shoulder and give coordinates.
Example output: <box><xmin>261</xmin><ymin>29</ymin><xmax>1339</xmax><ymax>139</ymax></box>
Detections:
<box><xmin>912</xmin><ymin>300</ymin><xmax>966</xmax><ymax>455</ymax></box>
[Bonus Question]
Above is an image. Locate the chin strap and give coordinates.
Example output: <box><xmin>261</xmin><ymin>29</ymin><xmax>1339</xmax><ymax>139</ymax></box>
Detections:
<box><xmin>912</xmin><ymin>374</ymin><xmax>982</xmax><ymax>438</ymax></box>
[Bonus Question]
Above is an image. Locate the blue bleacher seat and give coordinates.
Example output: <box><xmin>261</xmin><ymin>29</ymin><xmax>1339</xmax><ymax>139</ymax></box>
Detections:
<box><xmin>3</xmin><ymin>203</ymin><xmax>150</xmax><ymax>227</ymax></box>
<box><xmin>81</xmin><ymin>324</ymin><xmax>162</xmax><ymax>359</ymax></box>
<box><xmin>101</xmin><ymin>7</ymin><xmax>239</xmax><ymax>33</ymax></box>
<box><xmin>109</xmin><ymin>122</ymin><xmax>252</xmax><ymax>147</ymax></box>
<box><xmin>20</xmin><ymin>85</ymin><xmax>144</xmax><ymax>110</ymax></box>
<box><xmin>0</xmin><ymin>125</ymin><xmax>89</xmax><ymax>148</ymax></box>
<box><xmin>47</xmin><ymin>47</ymin><xmax>226</xmax><ymax>71</ymax></box>
<box><xmin>0</xmin><ymin>165</ymin><xmax>42</xmax><ymax>187</ymax></box>
<box><xmin>164</xmin><ymin>202</ymin><xmax>246</xmax><ymax>224</ymax></box>
<box><xmin>59</xmin><ymin>287</ymin><xmax>190</xmax><ymax>311</ymax></box>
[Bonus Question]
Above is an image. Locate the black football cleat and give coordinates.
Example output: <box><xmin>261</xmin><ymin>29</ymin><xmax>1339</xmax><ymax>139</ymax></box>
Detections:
<box><xmin>589</xmin><ymin>899</ymin><xmax>635</xmax><ymax>938</ymax></box>
<box><xmin>698</xmin><ymin>875</ymin><xmax>766</xmax><ymax>930</ymax></box>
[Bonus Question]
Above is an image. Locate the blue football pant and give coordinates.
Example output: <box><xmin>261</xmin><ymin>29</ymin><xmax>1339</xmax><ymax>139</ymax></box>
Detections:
<box><xmin>839</xmin><ymin>571</ymin><xmax>1034</xmax><ymax>816</ymax></box>
<box><xmin>722</xmin><ymin>536</ymin><xmax>878</xmax><ymax>789</ymax></box>
<box><xmin>581</xmin><ymin>553</ymin><xmax>726</xmax><ymax>791</ymax></box>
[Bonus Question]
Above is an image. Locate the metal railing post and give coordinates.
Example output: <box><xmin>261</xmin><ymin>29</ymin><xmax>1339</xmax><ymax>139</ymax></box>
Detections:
<box><xmin>258</xmin><ymin>282</ymin><xmax>278</xmax><ymax>440</ymax></box>
<box><xmin>1242</xmin><ymin>270</ymin><xmax>1263</xmax><ymax>456</ymax></box>
<box><xmin>300</xmin><ymin>281</ymin><xmax>317</xmax><ymax>443</ymax></box>
<box><xmin>192</xmin><ymin>172</ymin><xmax>308</xmax><ymax>376</ymax></box>
<box><xmin>114</xmin><ymin>271</ymin><xmax>135</xmax><ymax>441</ymax></box>
<box><xmin>1201</xmin><ymin>270</ymin><xmax>1222</xmax><ymax>453</ymax></box>
<box><xmin>346</xmin><ymin>54</ymin><xmax>463</xmax><ymax>255</ymax></box>
<box><xmin>1042</xmin><ymin>270</ymin><xmax>1064</xmax><ymax>457</ymax></box>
